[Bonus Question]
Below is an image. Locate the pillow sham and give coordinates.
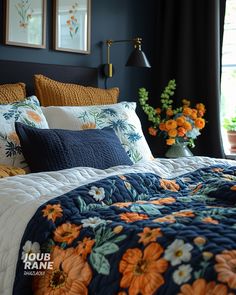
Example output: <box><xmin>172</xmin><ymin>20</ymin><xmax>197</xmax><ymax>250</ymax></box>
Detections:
<box><xmin>34</xmin><ymin>74</ymin><xmax>119</xmax><ymax>106</ymax></box>
<box><xmin>42</xmin><ymin>102</ymin><xmax>153</xmax><ymax>163</ymax></box>
<box><xmin>15</xmin><ymin>123</ymin><xmax>133</xmax><ymax>172</ymax></box>
<box><xmin>0</xmin><ymin>83</ymin><xmax>26</xmax><ymax>104</ymax></box>
<box><xmin>0</xmin><ymin>96</ymin><xmax>49</xmax><ymax>169</ymax></box>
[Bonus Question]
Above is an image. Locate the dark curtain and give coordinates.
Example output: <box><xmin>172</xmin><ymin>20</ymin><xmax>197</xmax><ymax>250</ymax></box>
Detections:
<box><xmin>150</xmin><ymin>0</ymin><xmax>226</xmax><ymax>158</ymax></box>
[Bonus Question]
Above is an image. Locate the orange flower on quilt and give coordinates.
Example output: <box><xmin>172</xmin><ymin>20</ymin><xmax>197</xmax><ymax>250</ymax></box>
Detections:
<box><xmin>215</xmin><ymin>250</ymin><xmax>236</xmax><ymax>289</ymax></box>
<box><xmin>138</xmin><ymin>227</ymin><xmax>163</xmax><ymax>246</ymax></box>
<box><xmin>160</xmin><ymin>179</ymin><xmax>180</xmax><ymax>192</ymax></box>
<box><xmin>172</xmin><ymin>210</ymin><xmax>195</xmax><ymax>218</ymax></box>
<box><xmin>119</xmin><ymin>212</ymin><xmax>148</xmax><ymax>223</ymax></box>
<box><xmin>191</xmin><ymin>183</ymin><xmax>203</xmax><ymax>194</ymax></box>
<box><xmin>178</xmin><ymin>278</ymin><xmax>229</xmax><ymax>295</ymax></box>
<box><xmin>136</xmin><ymin>200</ymin><xmax>148</xmax><ymax>204</ymax></box>
<box><xmin>212</xmin><ymin>168</ymin><xmax>224</xmax><ymax>173</ymax></box>
<box><xmin>54</xmin><ymin>223</ymin><xmax>81</xmax><ymax>244</ymax></box>
<box><xmin>150</xmin><ymin>197</ymin><xmax>176</xmax><ymax>205</ymax></box>
<box><xmin>113</xmin><ymin>225</ymin><xmax>124</xmax><ymax>234</ymax></box>
<box><xmin>153</xmin><ymin>215</ymin><xmax>176</xmax><ymax>223</ymax></box>
<box><xmin>42</xmin><ymin>204</ymin><xmax>63</xmax><ymax>222</ymax></box>
<box><xmin>202</xmin><ymin>251</ymin><xmax>214</xmax><ymax>261</ymax></box>
<box><xmin>119</xmin><ymin>243</ymin><xmax>168</xmax><ymax>295</ymax></box>
<box><xmin>113</xmin><ymin>202</ymin><xmax>132</xmax><ymax>208</ymax></box>
<box><xmin>76</xmin><ymin>237</ymin><xmax>95</xmax><ymax>260</ymax></box>
<box><xmin>26</xmin><ymin>110</ymin><xmax>42</xmax><ymax>123</ymax></box>
<box><xmin>202</xmin><ymin>217</ymin><xmax>219</xmax><ymax>225</ymax></box>
<box><xmin>33</xmin><ymin>246</ymin><xmax>92</xmax><ymax>295</ymax></box>
<box><xmin>193</xmin><ymin>236</ymin><xmax>206</xmax><ymax>247</ymax></box>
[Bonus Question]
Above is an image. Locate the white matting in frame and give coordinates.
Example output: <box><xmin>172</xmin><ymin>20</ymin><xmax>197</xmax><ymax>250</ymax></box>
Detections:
<box><xmin>54</xmin><ymin>0</ymin><xmax>91</xmax><ymax>54</ymax></box>
<box><xmin>5</xmin><ymin>0</ymin><xmax>46</xmax><ymax>48</ymax></box>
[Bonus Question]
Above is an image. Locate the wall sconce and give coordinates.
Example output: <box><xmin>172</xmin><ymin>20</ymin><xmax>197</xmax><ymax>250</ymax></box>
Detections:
<box><xmin>103</xmin><ymin>37</ymin><xmax>151</xmax><ymax>78</ymax></box>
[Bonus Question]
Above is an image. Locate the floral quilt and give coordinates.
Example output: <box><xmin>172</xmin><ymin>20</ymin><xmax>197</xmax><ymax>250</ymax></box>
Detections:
<box><xmin>13</xmin><ymin>165</ymin><xmax>236</xmax><ymax>295</ymax></box>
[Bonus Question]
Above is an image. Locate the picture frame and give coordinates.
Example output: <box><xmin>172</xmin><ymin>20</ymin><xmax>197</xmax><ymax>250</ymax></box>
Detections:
<box><xmin>5</xmin><ymin>0</ymin><xmax>46</xmax><ymax>49</ymax></box>
<box><xmin>54</xmin><ymin>0</ymin><xmax>91</xmax><ymax>54</ymax></box>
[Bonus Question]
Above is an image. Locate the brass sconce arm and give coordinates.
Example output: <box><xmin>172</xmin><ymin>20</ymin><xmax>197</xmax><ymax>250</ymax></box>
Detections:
<box><xmin>103</xmin><ymin>37</ymin><xmax>150</xmax><ymax>79</ymax></box>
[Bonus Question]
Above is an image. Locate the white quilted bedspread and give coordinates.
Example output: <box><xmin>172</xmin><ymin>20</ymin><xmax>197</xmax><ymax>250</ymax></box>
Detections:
<box><xmin>0</xmin><ymin>157</ymin><xmax>235</xmax><ymax>295</ymax></box>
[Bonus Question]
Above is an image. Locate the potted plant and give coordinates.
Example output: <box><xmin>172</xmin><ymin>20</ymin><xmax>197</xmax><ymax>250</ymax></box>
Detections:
<box><xmin>223</xmin><ymin>117</ymin><xmax>236</xmax><ymax>152</ymax></box>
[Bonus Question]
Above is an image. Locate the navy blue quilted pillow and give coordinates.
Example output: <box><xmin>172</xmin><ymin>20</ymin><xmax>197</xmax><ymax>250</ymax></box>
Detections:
<box><xmin>15</xmin><ymin>122</ymin><xmax>133</xmax><ymax>172</ymax></box>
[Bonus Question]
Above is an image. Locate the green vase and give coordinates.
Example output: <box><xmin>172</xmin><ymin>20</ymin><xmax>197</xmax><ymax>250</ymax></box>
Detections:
<box><xmin>165</xmin><ymin>142</ymin><xmax>193</xmax><ymax>158</ymax></box>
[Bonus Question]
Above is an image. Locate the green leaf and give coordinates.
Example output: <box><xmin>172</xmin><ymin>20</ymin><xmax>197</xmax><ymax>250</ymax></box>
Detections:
<box><xmin>95</xmin><ymin>242</ymin><xmax>119</xmax><ymax>255</ymax></box>
<box><xmin>177</xmin><ymin>197</ymin><xmax>192</xmax><ymax>203</ymax></box>
<box><xmin>94</xmin><ymin>226</ymin><xmax>104</xmax><ymax>245</ymax></box>
<box><xmin>77</xmin><ymin>196</ymin><xmax>87</xmax><ymax>212</ymax></box>
<box><xmin>111</xmin><ymin>234</ymin><xmax>127</xmax><ymax>244</ymax></box>
<box><xmin>103</xmin><ymin>228</ymin><xmax>116</xmax><ymax>241</ymax></box>
<box><xmin>194</xmin><ymin>270</ymin><xmax>201</xmax><ymax>279</ymax></box>
<box><xmin>90</xmin><ymin>252</ymin><xmax>110</xmax><ymax>275</ymax></box>
<box><xmin>87</xmin><ymin>203</ymin><xmax>108</xmax><ymax>211</ymax></box>
<box><xmin>130</xmin><ymin>204</ymin><xmax>161</xmax><ymax>215</ymax></box>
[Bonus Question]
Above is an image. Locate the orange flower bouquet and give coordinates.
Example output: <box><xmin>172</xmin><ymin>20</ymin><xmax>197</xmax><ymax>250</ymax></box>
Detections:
<box><xmin>139</xmin><ymin>80</ymin><xmax>206</xmax><ymax>148</ymax></box>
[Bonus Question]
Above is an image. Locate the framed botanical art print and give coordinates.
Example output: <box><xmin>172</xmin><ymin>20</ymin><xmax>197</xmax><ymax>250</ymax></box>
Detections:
<box><xmin>5</xmin><ymin>0</ymin><xmax>46</xmax><ymax>48</ymax></box>
<box><xmin>54</xmin><ymin>0</ymin><xmax>91</xmax><ymax>54</ymax></box>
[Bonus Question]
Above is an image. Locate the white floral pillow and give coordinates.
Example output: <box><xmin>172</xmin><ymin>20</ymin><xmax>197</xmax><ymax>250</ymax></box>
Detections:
<box><xmin>0</xmin><ymin>96</ymin><xmax>49</xmax><ymax>168</ymax></box>
<box><xmin>42</xmin><ymin>102</ymin><xmax>153</xmax><ymax>163</ymax></box>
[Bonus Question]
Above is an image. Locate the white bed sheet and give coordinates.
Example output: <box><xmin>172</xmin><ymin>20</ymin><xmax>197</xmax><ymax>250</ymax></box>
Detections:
<box><xmin>0</xmin><ymin>156</ymin><xmax>235</xmax><ymax>295</ymax></box>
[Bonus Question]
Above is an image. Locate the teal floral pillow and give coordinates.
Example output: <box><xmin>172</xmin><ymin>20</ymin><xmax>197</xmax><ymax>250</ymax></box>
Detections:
<box><xmin>43</xmin><ymin>102</ymin><xmax>153</xmax><ymax>163</ymax></box>
<box><xmin>0</xmin><ymin>96</ymin><xmax>49</xmax><ymax>169</ymax></box>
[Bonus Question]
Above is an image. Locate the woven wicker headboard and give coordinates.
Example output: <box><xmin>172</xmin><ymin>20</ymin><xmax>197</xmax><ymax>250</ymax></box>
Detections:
<box><xmin>0</xmin><ymin>60</ymin><xmax>98</xmax><ymax>96</ymax></box>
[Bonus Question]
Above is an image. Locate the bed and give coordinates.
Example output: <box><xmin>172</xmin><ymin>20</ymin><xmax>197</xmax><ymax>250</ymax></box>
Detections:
<box><xmin>1</xmin><ymin>60</ymin><xmax>236</xmax><ymax>295</ymax></box>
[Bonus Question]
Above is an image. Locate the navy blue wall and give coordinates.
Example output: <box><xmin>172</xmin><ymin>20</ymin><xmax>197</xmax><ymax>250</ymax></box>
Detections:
<box><xmin>0</xmin><ymin>0</ymin><xmax>156</xmax><ymax>99</ymax></box>
<box><xmin>0</xmin><ymin>0</ymin><xmax>157</xmax><ymax>154</ymax></box>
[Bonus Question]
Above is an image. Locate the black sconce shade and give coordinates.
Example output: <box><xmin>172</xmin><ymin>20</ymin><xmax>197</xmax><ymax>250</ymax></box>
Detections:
<box><xmin>126</xmin><ymin>48</ymin><xmax>151</xmax><ymax>68</ymax></box>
